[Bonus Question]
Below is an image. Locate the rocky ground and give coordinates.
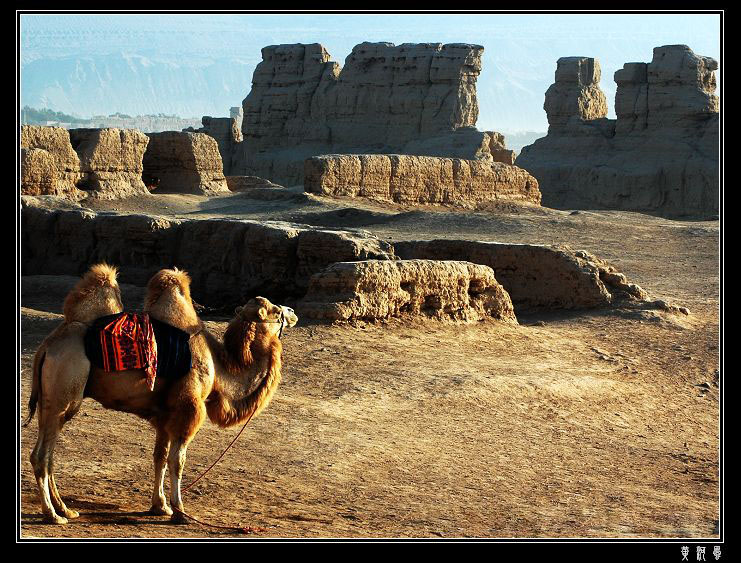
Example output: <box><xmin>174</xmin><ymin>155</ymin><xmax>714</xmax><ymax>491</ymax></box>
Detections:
<box><xmin>19</xmin><ymin>189</ymin><xmax>720</xmax><ymax>538</ymax></box>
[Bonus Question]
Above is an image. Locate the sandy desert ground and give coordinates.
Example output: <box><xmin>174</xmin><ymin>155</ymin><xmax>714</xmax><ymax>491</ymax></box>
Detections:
<box><xmin>19</xmin><ymin>189</ymin><xmax>721</xmax><ymax>538</ymax></box>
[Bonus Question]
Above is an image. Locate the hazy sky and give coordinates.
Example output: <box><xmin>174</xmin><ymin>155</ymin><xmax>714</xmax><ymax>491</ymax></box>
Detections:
<box><xmin>20</xmin><ymin>12</ymin><xmax>722</xmax><ymax>132</ymax></box>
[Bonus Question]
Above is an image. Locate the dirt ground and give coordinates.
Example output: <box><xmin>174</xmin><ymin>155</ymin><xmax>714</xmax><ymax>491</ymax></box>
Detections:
<box><xmin>18</xmin><ymin>189</ymin><xmax>721</xmax><ymax>538</ymax></box>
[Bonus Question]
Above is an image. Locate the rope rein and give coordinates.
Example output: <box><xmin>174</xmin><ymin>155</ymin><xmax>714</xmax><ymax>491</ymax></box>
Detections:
<box><xmin>172</xmin><ymin>410</ymin><xmax>261</xmax><ymax>535</ymax></box>
<box><xmin>170</xmin><ymin>313</ymin><xmax>287</xmax><ymax>535</ymax></box>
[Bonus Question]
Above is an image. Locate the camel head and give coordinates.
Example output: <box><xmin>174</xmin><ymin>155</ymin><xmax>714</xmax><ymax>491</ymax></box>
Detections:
<box><xmin>222</xmin><ymin>297</ymin><xmax>298</xmax><ymax>374</ymax></box>
<box><xmin>63</xmin><ymin>263</ymin><xmax>123</xmax><ymax>324</ymax></box>
<box><xmin>144</xmin><ymin>268</ymin><xmax>200</xmax><ymax>332</ymax></box>
<box><xmin>237</xmin><ymin>296</ymin><xmax>298</xmax><ymax>336</ymax></box>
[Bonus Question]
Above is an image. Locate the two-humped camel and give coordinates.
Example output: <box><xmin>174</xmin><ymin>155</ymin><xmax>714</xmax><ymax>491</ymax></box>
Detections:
<box><xmin>26</xmin><ymin>264</ymin><xmax>297</xmax><ymax>524</ymax></box>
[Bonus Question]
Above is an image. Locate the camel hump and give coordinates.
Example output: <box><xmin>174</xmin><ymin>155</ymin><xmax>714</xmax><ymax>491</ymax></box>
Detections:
<box><xmin>63</xmin><ymin>263</ymin><xmax>123</xmax><ymax>324</ymax></box>
<box><xmin>144</xmin><ymin>268</ymin><xmax>200</xmax><ymax>332</ymax></box>
<box><xmin>87</xmin><ymin>263</ymin><xmax>119</xmax><ymax>286</ymax></box>
<box><xmin>145</xmin><ymin>268</ymin><xmax>192</xmax><ymax>303</ymax></box>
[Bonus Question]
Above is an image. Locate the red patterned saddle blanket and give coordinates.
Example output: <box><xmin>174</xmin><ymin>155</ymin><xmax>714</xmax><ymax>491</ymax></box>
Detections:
<box><xmin>88</xmin><ymin>313</ymin><xmax>158</xmax><ymax>390</ymax></box>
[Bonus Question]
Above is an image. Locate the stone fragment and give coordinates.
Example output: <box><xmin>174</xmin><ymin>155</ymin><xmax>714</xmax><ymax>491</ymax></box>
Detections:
<box><xmin>401</xmin><ymin>128</ymin><xmax>516</xmax><ymax>164</ymax></box>
<box><xmin>300</xmin><ymin>259</ymin><xmax>517</xmax><ymax>323</ymax></box>
<box><xmin>225</xmin><ymin>176</ymin><xmax>283</xmax><ymax>191</ymax></box>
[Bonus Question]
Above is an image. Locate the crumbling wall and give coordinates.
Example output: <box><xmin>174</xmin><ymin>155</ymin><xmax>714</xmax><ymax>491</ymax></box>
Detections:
<box><xmin>516</xmin><ymin>45</ymin><xmax>719</xmax><ymax>217</ymax></box>
<box><xmin>21</xmin><ymin>148</ymin><xmax>66</xmax><ymax>197</ymax></box>
<box><xmin>142</xmin><ymin>132</ymin><xmax>229</xmax><ymax>194</ymax></box>
<box><xmin>225</xmin><ymin>175</ymin><xmax>283</xmax><ymax>192</ymax></box>
<box><xmin>231</xmin><ymin>42</ymin><xmax>494</xmax><ymax>186</ymax></box>
<box><xmin>304</xmin><ymin>154</ymin><xmax>541</xmax><ymax>207</ymax></box>
<box><xmin>20</xmin><ymin>126</ymin><xmax>85</xmax><ymax>198</ymax></box>
<box><xmin>185</xmin><ymin>107</ymin><xmax>243</xmax><ymax>175</ymax></box>
<box><xmin>68</xmin><ymin>128</ymin><xmax>150</xmax><ymax>198</ymax></box>
<box><xmin>21</xmin><ymin>125</ymin><xmax>152</xmax><ymax>200</ymax></box>
<box><xmin>22</xmin><ymin>198</ymin><xmax>654</xmax><ymax>315</ymax></box>
<box><xmin>543</xmin><ymin>56</ymin><xmax>608</xmax><ymax>128</ymax></box>
<box><xmin>21</xmin><ymin>200</ymin><xmax>394</xmax><ymax>306</ymax></box>
<box><xmin>394</xmin><ymin>239</ymin><xmax>648</xmax><ymax>311</ymax></box>
<box><xmin>300</xmin><ymin>259</ymin><xmax>517</xmax><ymax>323</ymax></box>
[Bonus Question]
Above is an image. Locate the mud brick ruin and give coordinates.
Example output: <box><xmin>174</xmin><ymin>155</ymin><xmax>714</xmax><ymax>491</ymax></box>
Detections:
<box><xmin>516</xmin><ymin>45</ymin><xmax>719</xmax><ymax>217</ymax></box>
<box><xmin>19</xmin><ymin>41</ymin><xmax>718</xmax><ymax>322</ymax></box>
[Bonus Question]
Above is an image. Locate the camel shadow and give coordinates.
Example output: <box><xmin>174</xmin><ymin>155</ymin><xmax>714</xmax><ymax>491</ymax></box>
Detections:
<box><xmin>21</xmin><ymin>509</ymin><xmax>180</xmax><ymax>528</ymax></box>
<box><xmin>21</xmin><ymin>498</ymin><xmax>253</xmax><ymax>535</ymax></box>
<box><xmin>21</xmin><ymin>498</ymin><xmax>178</xmax><ymax>527</ymax></box>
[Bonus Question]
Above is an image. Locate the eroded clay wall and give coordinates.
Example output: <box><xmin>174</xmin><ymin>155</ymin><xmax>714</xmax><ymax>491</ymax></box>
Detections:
<box><xmin>304</xmin><ymin>154</ymin><xmax>541</xmax><ymax>207</ymax></box>
<box><xmin>516</xmin><ymin>45</ymin><xmax>719</xmax><ymax>217</ymax></box>
<box><xmin>232</xmin><ymin>42</ymin><xmax>489</xmax><ymax>186</ymax></box>
<box><xmin>300</xmin><ymin>259</ymin><xmax>517</xmax><ymax>323</ymax></box>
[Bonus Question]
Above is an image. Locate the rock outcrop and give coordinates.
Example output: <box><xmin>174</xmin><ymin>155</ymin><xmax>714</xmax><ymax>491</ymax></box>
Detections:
<box><xmin>68</xmin><ymin>128</ymin><xmax>150</xmax><ymax>198</ymax></box>
<box><xmin>300</xmin><ymin>260</ymin><xmax>516</xmax><ymax>323</ymax></box>
<box><xmin>20</xmin><ymin>126</ymin><xmax>85</xmax><ymax>198</ymax></box>
<box><xmin>304</xmin><ymin>154</ymin><xmax>541</xmax><ymax>207</ymax></box>
<box><xmin>142</xmin><ymin>132</ymin><xmax>229</xmax><ymax>195</ymax></box>
<box><xmin>229</xmin><ymin>42</ymin><xmax>495</xmax><ymax>186</ymax></box>
<box><xmin>394</xmin><ymin>240</ymin><xmax>648</xmax><ymax>311</ymax></box>
<box><xmin>21</xmin><ymin>199</ymin><xmax>394</xmax><ymax>307</ymax></box>
<box><xmin>516</xmin><ymin>45</ymin><xmax>720</xmax><ymax>217</ymax></box>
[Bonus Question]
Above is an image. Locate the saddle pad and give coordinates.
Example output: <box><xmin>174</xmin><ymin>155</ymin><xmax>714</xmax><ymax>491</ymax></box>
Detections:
<box><xmin>85</xmin><ymin>313</ymin><xmax>193</xmax><ymax>388</ymax></box>
<box><xmin>149</xmin><ymin>317</ymin><xmax>193</xmax><ymax>381</ymax></box>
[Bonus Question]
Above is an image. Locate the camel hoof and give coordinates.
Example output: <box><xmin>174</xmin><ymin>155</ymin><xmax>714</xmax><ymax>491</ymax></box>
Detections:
<box><xmin>149</xmin><ymin>505</ymin><xmax>173</xmax><ymax>516</ymax></box>
<box><xmin>44</xmin><ymin>514</ymin><xmax>68</xmax><ymax>525</ymax></box>
<box><xmin>170</xmin><ymin>510</ymin><xmax>189</xmax><ymax>525</ymax></box>
<box><xmin>62</xmin><ymin>509</ymin><xmax>80</xmax><ymax>519</ymax></box>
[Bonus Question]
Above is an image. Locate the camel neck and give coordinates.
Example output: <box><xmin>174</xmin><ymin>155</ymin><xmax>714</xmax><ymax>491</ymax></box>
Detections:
<box><xmin>204</xmin><ymin>330</ymin><xmax>283</xmax><ymax>428</ymax></box>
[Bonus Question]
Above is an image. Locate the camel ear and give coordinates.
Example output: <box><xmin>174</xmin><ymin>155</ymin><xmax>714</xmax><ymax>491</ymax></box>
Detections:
<box><xmin>234</xmin><ymin>305</ymin><xmax>244</xmax><ymax>316</ymax></box>
<box><xmin>257</xmin><ymin>307</ymin><xmax>268</xmax><ymax>321</ymax></box>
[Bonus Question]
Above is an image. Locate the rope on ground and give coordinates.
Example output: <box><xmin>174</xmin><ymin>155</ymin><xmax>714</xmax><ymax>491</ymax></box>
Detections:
<box><xmin>175</xmin><ymin>410</ymin><xmax>265</xmax><ymax>535</ymax></box>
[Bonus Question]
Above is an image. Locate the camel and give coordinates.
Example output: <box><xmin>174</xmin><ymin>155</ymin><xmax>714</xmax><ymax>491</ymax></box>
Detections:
<box><xmin>26</xmin><ymin>266</ymin><xmax>298</xmax><ymax>525</ymax></box>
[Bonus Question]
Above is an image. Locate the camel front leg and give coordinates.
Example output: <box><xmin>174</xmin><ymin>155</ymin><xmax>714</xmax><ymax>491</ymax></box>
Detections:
<box><xmin>165</xmin><ymin>398</ymin><xmax>205</xmax><ymax>525</ymax></box>
<box><xmin>149</xmin><ymin>427</ymin><xmax>172</xmax><ymax>516</ymax></box>
<box><xmin>167</xmin><ymin>438</ymin><xmax>189</xmax><ymax>524</ymax></box>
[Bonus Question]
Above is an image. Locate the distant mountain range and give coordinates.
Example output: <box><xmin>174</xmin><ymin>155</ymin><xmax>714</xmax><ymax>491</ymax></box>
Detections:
<box><xmin>19</xmin><ymin>14</ymin><xmax>720</xmax><ymax>135</ymax></box>
<box><xmin>21</xmin><ymin>53</ymin><xmax>256</xmax><ymax>121</ymax></box>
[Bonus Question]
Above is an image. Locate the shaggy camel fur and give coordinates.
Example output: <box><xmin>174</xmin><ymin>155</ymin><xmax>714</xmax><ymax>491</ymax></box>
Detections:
<box><xmin>26</xmin><ymin>266</ymin><xmax>298</xmax><ymax>524</ymax></box>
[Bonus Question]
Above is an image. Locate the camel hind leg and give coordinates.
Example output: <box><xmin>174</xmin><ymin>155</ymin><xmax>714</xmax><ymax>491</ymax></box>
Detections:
<box><xmin>30</xmin><ymin>415</ymin><xmax>71</xmax><ymax>524</ymax></box>
<box><xmin>49</xmin><ymin>466</ymin><xmax>80</xmax><ymax>519</ymax></box>
<box><xmin>30</xmin><ymin>401</ymin><xmax>84</xmax><ymax>523</ymax></box>
<box><xmin>29</xmin><ymin>345</ymin><xmax>88</xmax><ymax>524</ymax></box>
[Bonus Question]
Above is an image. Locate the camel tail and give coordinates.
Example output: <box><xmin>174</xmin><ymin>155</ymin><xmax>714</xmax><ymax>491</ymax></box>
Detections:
<box><xmin>23</xmin><ymin>347</ymin><xmax>44</xmax><ymax>427</ymax></box>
